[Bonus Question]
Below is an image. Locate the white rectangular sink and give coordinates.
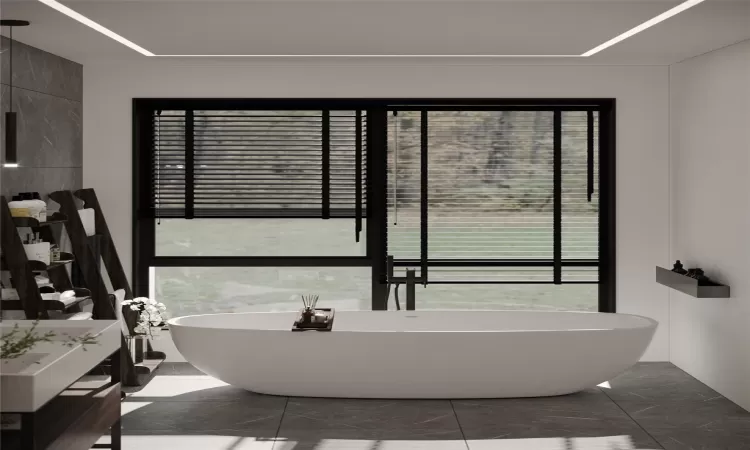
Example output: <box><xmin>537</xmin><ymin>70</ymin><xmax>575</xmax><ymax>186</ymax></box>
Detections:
<box><xmin>1</xmin><ymin>320</ymin><xmax>120</xmax><ymax>412</ymax></box>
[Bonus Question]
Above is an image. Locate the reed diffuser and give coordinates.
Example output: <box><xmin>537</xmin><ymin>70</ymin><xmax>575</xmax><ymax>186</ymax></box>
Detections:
<box><xmin>301</xmin><ymin>294</ymin><xmax>320</xmax><ymax>312</ymax></box>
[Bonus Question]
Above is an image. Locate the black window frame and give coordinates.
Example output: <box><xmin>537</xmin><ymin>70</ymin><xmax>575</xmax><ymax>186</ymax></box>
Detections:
<box><xmin>133</xmin><ymin>98</ymin><xmax>616</xmax><ymax>313</ymax></box>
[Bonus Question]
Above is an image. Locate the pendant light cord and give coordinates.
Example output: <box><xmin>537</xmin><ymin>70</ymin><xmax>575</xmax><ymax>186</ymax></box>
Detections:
<box><xmin>8</xmin><ymin>26</ymin><xmax>13</xmax><ymax>111</ymax></box>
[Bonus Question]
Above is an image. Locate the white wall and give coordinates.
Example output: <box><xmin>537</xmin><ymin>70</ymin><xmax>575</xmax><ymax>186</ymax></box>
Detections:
<box><xmin>669</xmin><ymin>40</ymin><xmax>750</xmax><ymax>410</ymax></box>
<box><xmin>84</xmin><ymin>61</ymin><xmax>670</xmax><ymax>360</ymax></box>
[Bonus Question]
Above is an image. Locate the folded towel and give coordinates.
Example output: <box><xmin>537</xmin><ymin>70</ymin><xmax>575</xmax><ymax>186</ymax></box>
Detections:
<box><xmin>59</xmin><ymin>290</ymin><xmax>77</xmax><ymax>305</ymax></box>
<box><xmin>1</xmin><ymin>288</ymin><xmax>19</xmax><ymax>300</ymax></box>
<box><xmin>48</xmin><ymin>311</ymin><xmax>93</xmax><ymax>320</ymax></box>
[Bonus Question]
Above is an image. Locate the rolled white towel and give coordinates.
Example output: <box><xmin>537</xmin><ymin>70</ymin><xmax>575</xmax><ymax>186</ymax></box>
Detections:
<box><xmin>59</xmin><ymin>290</ymin><xmax>78</xmax><ymax>306</ymax></box>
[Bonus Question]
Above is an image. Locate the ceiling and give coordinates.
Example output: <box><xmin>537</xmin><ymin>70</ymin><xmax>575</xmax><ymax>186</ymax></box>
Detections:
<box><xmin>2</xmin><ymin>0</ymin><xmax>749</xmax><ymax>64</ymax></box>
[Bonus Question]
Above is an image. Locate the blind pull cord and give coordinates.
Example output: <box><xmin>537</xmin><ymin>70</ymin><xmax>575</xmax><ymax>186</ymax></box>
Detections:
<box><xmin>393</xmin><ymin>111</ymin><xmax>399</xmax><ymax>226</ymax></box>
<box><xmin>322</xmin><ymin>110</ymin><xmax>331</xmax><ymax>220</ymax></box>
<box><xmin>156</xmin><ymin>110</ymin><xmax>162</xmax><ymax>226</ymax></box>
<box><xmin>587</xmin><ymin>111</ymin><xmax>595</xmax><ymax>203</ymax></box>
<box><xmin>420</xmin><ymin>110</ymin><xmax>428</xmax><ymax>286</ymax></box>
<box><xmin>185</xmin><ymin>110</ymin><xmax>195</xmax><ymax>219</ymax></box>
<box><xmin>355</xmin><ymin>110</ymin><xmax>363</xmax><ymax>242</ymax></box>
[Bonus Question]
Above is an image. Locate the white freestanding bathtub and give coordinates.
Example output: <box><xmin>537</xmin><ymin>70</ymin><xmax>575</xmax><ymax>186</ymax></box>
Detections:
<box><xmin>169</xmin><ymin>310</ymin><xmax>657</xmax><ymax>399</ymax></box>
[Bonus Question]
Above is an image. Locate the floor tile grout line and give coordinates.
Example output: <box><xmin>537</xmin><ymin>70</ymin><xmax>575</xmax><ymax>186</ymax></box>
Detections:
<box><xmin>271</xmin><ymin>397</ymin><xmax>290</xmax><ymax>450</ymax></box>
<box><xmin>449</xmin><ymin>400</ymin><xmax>471</xmax><ymax>450</ymax></box>
<box><xmin>599</xmin><ymin>387</ymin><xmax>665</xmax><ymax>450</ymax></box>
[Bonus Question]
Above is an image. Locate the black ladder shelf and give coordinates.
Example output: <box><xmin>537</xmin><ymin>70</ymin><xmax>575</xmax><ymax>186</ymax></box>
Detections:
<box><xmin>49</xmin><ymin>189</ymin><xmax>165</xmax><ymax>386</ymax></box>
<box><xmin>0</xmin><ymin>196</ymin><xmax>92</xmax><ymax>319</ymax></box>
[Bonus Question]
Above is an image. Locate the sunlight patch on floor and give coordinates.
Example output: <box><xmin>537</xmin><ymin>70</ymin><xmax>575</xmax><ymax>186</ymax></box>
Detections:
<box><xmin>96</xmin><ymin>435</ymin><xmax>275</xmax><ymax>449</ymax></box>
<box><xmin>468</xmin><ymin>435</ymin><xmax>642</xmax><ymax>450</ymax></box>
<box><xmin>273</xmin><ymin>439</ymin><xmax>466</xmax><ymax>450</ymax></box>
<box><xmin>127</xmin><ymin>375</ymin><xmax>227</xmax><ymax>398</ymax></box>
<box><xmin>121</xmin><ymin>401</ymin><xmax>152</xmax><ymax>415</ymax></box>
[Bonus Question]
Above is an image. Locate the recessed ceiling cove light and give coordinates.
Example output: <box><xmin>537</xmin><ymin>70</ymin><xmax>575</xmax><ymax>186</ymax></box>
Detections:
<box><xmin>36</xmin><ymin>0</ymin><xmax>705</xmax><ymax>58</ymax></box>
<box><xmin>37</xmin><ymin>0</ymin><xmax>154</xmax><ymax>56</ymax></box>
<box><xmin>582</xmin><ymin>0</ymin><xmax>706</xmax><ymax>57</ymax></box>
<box><xmin>156</xmin><ymin>54</ymin><xmax>581</xmax><ymax>58</ymax></box>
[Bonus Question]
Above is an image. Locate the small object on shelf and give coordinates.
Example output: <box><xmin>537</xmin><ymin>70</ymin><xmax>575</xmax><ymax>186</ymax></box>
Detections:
<box><xmin>22</xmin><ymin>242</ymin><xmax>50</xmax><ymax>265</ymax></box>
<box><xmin>28</xmin><ymin>192</ymin><xmax>47</xmax><ymax>223</ymax></box>
<box><xmin>0</xmin><ymin>414</ymin><xmax>20</xmax><ymax>430</ymax></box>
<box><xmin>126</xmin><ymin>335</ymin><xmax>146</xmax><ymax>364</ymax></box>
<box><xmin>656</xmin><ymin>266</ymin><xmax>730</xmax><ymax>298</ymax></box>
<box><xmin>8</xmin><ymin>193</ymin><xmax>46</xmax><ymax>222</ymax></box>
<box><xmin>49</xmin><ymin>244</ymin><xmax>61</xmax><ymax>263</ymax></box>
<box><xmin>78</xmin><ymin>208</ymin><xmax>96</xmax><ymax>236</ymax></box>
<box><xmin>293</xmin><ymin>305</ymin><xmax>335</xmax><ymax>332</ymax></box>
<box><xmin>671</xmin><ymin>260</ymin><xmax>688</xmax><ymax>275</ymax></box>
<box><xmin>1</xmin><ymin>289</ymin><xmax>19</xmax><ymax>300</ymax></box>
<box><xmin>684</xmin><ymin>268</ymin><xmax>713</xmax><ymax>285</ymax></box>
<box><xmin>58</xmin><ymin>290</ymin><xmax>77</xmax><ymax>306</ymax></box>
<box><xmin>40</xmin><ymin>292</ymin><xmax>61</xmax><ymax>301</ymax></box>
<box><xmin>8</xmin><ymin>197</ymin><xmax>30</xmax><ymax>218</ymax></box>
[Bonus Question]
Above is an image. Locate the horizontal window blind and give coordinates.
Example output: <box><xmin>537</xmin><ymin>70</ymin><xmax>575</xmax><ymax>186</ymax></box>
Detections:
<box><xmin>151</xmin><ymin>110</ymin><xmax>366</xmax><ymax>220</ymax></box>
<box><xmin>331</xmin><ymin>111</ymin><xmax>368</xmax><ymax>217</ymax></box>
<box><xmin>153</xmin><ymin>111</ymin><xmax>186</xmax><ymax>216</ymax></box>
<box><xmin>387</xmin><ymin>110</ymin><xmax>599</xmax><ymax>284</ymax></box>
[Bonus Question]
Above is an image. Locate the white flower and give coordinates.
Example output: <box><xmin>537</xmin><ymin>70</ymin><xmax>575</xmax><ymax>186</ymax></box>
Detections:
<box><xmin>125</xmin><ymin>297</ymin><xmax>167</xmax><ymax>339</ymax></box>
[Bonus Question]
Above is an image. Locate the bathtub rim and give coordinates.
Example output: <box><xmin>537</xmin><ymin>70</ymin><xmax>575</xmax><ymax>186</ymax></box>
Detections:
<box><xmin>167</xmin><ymin>310</ymin><xmax>659</xmax><ymax>333</ymax></box>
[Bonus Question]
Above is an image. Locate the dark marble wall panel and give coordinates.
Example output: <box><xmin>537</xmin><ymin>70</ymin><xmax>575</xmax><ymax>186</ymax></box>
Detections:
<box><xmin>0</xmin><ymin>36</ymin><xmax>83</xmax><ymax>102</ymax></box>
<box><xmin>1</xmin><ymin>167</ymin><xmax>81</xmax><ymax>199</ymax></box>
<box><xmin>0</xmin><ymin>38</ymin><xmax>82</xmax><ymax>199</ymax></box>
<box><xmin>1</xmin><ymin>85</ymin><xmax>82</xmax><ymax>168</ymax></box>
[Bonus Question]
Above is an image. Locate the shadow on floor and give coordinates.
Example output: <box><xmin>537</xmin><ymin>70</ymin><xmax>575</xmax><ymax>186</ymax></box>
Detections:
<box><xmin>114</xmin><ymin>363</ymin><xmax>750</xmax><ymax>450</ymax></box>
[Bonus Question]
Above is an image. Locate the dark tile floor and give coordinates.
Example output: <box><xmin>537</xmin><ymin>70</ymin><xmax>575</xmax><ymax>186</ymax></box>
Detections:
<box><xmin>110</xmin><ymin>362</ymin><xmax>750</xmax><ymax>450</ymax></box>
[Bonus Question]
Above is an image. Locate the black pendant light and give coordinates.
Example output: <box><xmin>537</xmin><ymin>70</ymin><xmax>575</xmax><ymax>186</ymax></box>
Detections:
<box><xmin>2</xmin><ymin>20</ymin><xmax>30</xmax><ymax>168</ymax></box>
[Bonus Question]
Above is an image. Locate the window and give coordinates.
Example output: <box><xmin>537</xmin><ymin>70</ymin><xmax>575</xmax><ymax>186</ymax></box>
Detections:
<box><xmin>383</xmin><ymin>108</ymin><xmax>609</xmax><ymax>311</ymax></box>
<box><xmin>134</xmin><ymin>99</ymin><xmax>614</xmax><ymax>314</ymax></box>
<box><xmin>154</xmin><ymin>267</ymin><xmax>371</xmax><ymax>317</ymax></box>
<box><xmin>154</xmin><ymin>219</ymin><xmax>367</xmax><ymax>257</ymax></box>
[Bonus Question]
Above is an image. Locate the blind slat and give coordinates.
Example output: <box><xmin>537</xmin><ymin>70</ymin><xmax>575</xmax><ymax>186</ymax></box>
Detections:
<box><xmin>152</xmin><ymin>110</ymin><xmax>367</xmax><ymax>218</ymax></box>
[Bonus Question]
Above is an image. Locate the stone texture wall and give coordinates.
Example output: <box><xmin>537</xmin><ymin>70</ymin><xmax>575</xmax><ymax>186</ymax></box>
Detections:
<box><xmin>0</xmin><ymin>36</ymin><xmax>82</xmax><ymax>198</ymax></box>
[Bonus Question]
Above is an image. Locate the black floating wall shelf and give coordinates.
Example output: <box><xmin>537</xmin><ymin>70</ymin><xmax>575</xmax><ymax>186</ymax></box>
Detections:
<box><xmin>656</xmin><ymin>266</ymin><xmax>730</xmax><ymax>298</ymax></box>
